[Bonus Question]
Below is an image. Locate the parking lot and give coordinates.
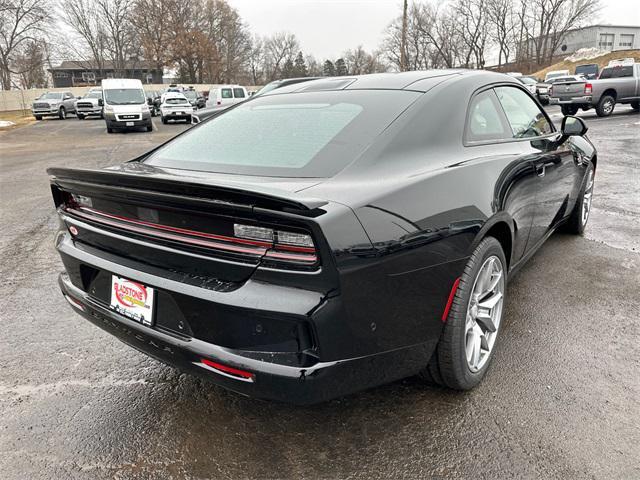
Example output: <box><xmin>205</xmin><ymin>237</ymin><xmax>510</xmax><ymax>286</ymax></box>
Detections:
<box><xmin>0</xmin><ymin>106</ymin><xmax>638</xmax><ymax>479</ymax></box>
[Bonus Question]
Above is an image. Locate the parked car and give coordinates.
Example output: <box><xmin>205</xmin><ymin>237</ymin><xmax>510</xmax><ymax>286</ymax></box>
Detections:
<box><xmin>75</xmin><ymin>90</ymin><xmax>103</xmax><ymax>120</ymax></box>
<box><xmin>544</xmin><ymin>70</ymin><xmax>570</xmax><ymax>82</ymax></box>
<box><xmin>574</xmin><ymin>63</ymin><xmax>599</xmax><ymax>79</ymax></box>
<box><xmin>516</xmin><ymin>76</ymin><xmax>538</xmax><ymax>95</ymax></box>
<box><xmin>160</xmin><ymin>92</ymin><xmax>195</xmax><ymax>124</ymax></box>
<box><xmin>32</xmin><ymin>91</ymin><xmax>77</xmax><ymax>120</ymax></box>
<box><xmin>100</xmin><ymin>78</ymin><xmax>152</xmax><ymax>133</ymax></box>
<box><xmin>48</xmin><ymin>70</ymin><xmax>597</xmax><ymax>404</ymax></box>
<box><xmin>145</xmin><ymin>90</ymin><xmax>161</xmax><ymax>116</ymax></box>
<box><xmin>183</xmin><ymin>88</ymin><xmax>206</xmax><ymax>109</ymax></box>
<box><xmin>192</xmin><ymin>77</ymin><xmax>320</xmax><ymax>124</ymax></box>
<box><xmin>536</xmin><ymin>76</ymin><xmax>578</xmax><ymax>105</ymax></box>
<box><xmin>549</xmin><ymin>61</ymin><xmax>640</xmax><ymax>116</ymax></box>
<box><xmin>205</xmin><ymin>85</ymin><xmax>248</xmax><ymax>108</ymax></box>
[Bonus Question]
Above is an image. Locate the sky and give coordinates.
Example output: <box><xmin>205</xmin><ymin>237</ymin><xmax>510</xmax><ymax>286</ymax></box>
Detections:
<box><xmin>228</xmin><ymin>0</ymin><xmax>640</xmax><ymax>60</ymax></box>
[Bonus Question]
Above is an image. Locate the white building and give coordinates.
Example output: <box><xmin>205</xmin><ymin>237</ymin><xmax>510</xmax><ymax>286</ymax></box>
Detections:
<box><xmin>554</xmin><ymin>24</ymin><xmax>640</xmax><ymax>55</ymax></box>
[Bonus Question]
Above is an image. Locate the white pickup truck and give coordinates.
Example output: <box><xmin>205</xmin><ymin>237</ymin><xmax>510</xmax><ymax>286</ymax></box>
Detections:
<box><xmin>549</xmin><ymin>60</ymin><xmax>640</xmax><ymax>117</ymax></box>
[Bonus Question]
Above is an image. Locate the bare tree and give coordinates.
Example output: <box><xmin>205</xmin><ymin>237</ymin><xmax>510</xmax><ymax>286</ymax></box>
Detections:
<box><xmin>487</xmin><ymin>0</ymin><xmax>516</xmax><ymax>66</ymax></box>
<box><xmin>98</xmin><ymin>0</ymin><xmax>136</xmax><ymax>73</ymax></box>
<box><xmin>0</xmin><ymin>0</ymin><xmax>51</xmax><ymax>89</ymax></box>
<box><xmin>60</xmin><ymin>0</ymin><xmax>109</xmax><ymax>76</ymax></box>
<box><xmin>524</xmin><ymin>0</ymin><xmax>601</xmax><ymax>65</ymax></box>
<box><xmin>263</xmin><ymin>32</ymin><xmax>298</xmax><ymax>80</ymax></box>
<box><xmin>131</xmin><ymin>0</ymin><xmax>173</xmax><ymax>73</ymax></box>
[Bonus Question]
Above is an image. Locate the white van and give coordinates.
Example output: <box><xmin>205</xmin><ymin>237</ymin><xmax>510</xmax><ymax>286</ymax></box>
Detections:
<box><xmin>100</xmin><ymin>78</ymin><xmax>152</xmax><ymax>133</ymax></box>
<box><xmin>205</xmin><ymin>85</ymin><xmax>248</xmax><ymax>108</ymax></box>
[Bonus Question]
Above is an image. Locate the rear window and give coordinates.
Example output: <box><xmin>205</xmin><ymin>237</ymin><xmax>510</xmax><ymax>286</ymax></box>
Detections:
<box><xmin>599</xmin><ymin>66</ymin><xmax>633</xmax><ymax>79</ymax></box>
<box><xmin>144</xmin><ymin>90</ymin><xmax>420</xmax><ymax>177</ymax></box>
<box><xmin>165</xmin><ymin>97</ymin><xmax>188</xmax><ymax>104</ymax></box>
<box><xmin>221</xmin><ymin>88</ymin><xmax>232</xmax><ymax>99</ymax></box>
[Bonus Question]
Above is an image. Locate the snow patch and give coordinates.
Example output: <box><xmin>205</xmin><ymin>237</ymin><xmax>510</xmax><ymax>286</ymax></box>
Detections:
<box><xmin>564</xmin><ymin>48</ymin><xmax>609</xmax><ymax>63</ymax></box>
<box><xmin>0</xmin><ymin>120</ymin><xmax>16</xmax><ymax>128</ymax></box>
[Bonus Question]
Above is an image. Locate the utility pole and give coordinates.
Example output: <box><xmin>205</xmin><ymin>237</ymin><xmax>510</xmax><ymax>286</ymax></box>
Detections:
<box><xmin>400</xmin><ymin>0</ymin><xmax>408</xmax><ymax>71</ymax></box>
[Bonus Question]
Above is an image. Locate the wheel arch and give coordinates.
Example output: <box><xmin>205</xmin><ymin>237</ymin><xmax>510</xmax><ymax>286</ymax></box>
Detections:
<box><xmin>469</xmin><ymin>214</ymin><xmax>514</xmax><ymax>269</ymax></box>
<box><xmin>601</xmin><ymin>89</ymin><xmax>617</xmax><ymax>101</ymax></box>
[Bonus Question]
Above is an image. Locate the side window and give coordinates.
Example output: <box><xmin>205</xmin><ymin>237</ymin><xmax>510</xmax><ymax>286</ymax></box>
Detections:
<box><xmin>233</xmin><ymin>88</ymin><xmax>246</xmax><ymax>98</ymax></box>
<box><xmin>495</xmin><ymin>86</ymin><xmax>553</xmax><ymax>138</ymax></box>
<box><xmin>221</xmin><ymin>88</ymin><xmax>232</xmax><ymax>99</ymax></box>
<box><xmin>466</xmin><ymin>90</ymin><xmax>511</xmax><ymax>142</ymax></box>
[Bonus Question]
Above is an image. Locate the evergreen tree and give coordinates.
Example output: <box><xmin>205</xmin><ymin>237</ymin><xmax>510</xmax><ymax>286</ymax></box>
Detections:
<box><xmin>335</xmin><ymin>58</ymin><xmax>348</xmax><ymax>76</ymax></box>
<box><xmin>282</xmin><ymin>58</ymin><xmax>295</xmax><ymax>78</ymax></box>
<box><xmin>323</xmin><ymin>59</ymin><xmax>335</xmax><ymax>77</ymax></box>
<box><xmin>293</xmin><ymin>51</ymin><xmax>307</xmax><ymax>77</ymax></box>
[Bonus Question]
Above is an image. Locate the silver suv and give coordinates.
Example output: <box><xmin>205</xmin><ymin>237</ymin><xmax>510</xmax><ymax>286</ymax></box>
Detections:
<box><xmin>32</xmin><ymin>91</ymin><xmax>77</xmax><ymax>120</ymax></box>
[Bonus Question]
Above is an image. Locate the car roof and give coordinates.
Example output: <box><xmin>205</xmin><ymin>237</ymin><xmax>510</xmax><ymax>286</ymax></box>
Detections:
<box><xmin>101</xmin><ymin>78</ymin><xmax>143</xmax><ymax>89</ymax></box>
<box><xmin>266</xmin><ymin>70</ymin><xmax>517</xmax><ymax>95</ymax></box>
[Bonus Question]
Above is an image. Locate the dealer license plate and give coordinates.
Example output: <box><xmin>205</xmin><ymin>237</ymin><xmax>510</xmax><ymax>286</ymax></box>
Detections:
<box><xmin>110</xmin><ymin>275</ymin><xmax>154</xmax><ymax>326</ymax></box>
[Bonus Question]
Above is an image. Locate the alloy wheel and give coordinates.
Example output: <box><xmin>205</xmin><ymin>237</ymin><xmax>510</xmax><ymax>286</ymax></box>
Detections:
<box><xmin>465</xmin><ymin>255</ymin><xmax>505</xmax><ymax>373</ymax></box>
<box><xmin>603</xmin><ymin>100</ymin><xmax>614</xmax><ymax>115</ymax></box>
<box><xmin>581</xmin><ymin>169</ymin><xmax>594</xmax><ymax>225</ymax></box>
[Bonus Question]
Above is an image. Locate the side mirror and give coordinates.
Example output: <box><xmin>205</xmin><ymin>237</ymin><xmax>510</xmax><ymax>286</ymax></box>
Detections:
<box><xmin>98</xmin><ymin>98</ymin><xmax>104</xmax><ymax>106</ymax></box>
<box><xmin>561</xmin><ymin>116</ymin><xmax>587</xmax><ymax>137</ymax></box>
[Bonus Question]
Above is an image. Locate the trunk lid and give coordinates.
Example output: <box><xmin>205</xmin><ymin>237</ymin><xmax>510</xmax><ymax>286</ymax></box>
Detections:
<box><xmin>48</xmin><ymin>164</ymin><xmax>328</xmax><ymax>285</ymax></box>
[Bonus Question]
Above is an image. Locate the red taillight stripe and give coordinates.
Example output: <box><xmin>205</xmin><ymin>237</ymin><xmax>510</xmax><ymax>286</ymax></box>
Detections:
<box><xmin>79</xmin><ymin>206</ymin><xmax>273</xmax><ymax>247</ymax></box>
<box><xmin>66</xmin><ymin>206</ymin><xmax>317</xmax><ymax>255</ymax></box>
<box><xmin>201</xmin><ymin>358</ymin><xmax>254</xmax><ymax>379</ymax></box>
<box><xmin>66</xmin><ymin>207</ymin><xmax>267</xmax><ymax>256</ymax></box>
<box><xmin>441</xmin><ymin>277</ymin><xmax>461</xmax><ymax>322</ymax></box>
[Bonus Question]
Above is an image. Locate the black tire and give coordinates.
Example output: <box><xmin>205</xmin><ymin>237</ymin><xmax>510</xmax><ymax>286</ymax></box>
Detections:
<box><xmin>631</xmin><ymin>101</ymin><xmax>640</xmax><ymax>112</ymax></box>
<box><xmin>185</xmin><ymin>115</ymin><xmax>191</xmax><ymax>123</ymax></box>
<box><xmin>595</xmin><ymin>95</ymin><xmax>615</xmax><ymax>117</ymax></box>
<box><xmin>107</xmin><ymin>127</ymin><xmax>114</xmax><ymax>133</ymax></box>
<box><xmin>34</xmin><ymin>115</ymin><xmax>42</xmax><ymax>120</ymax></box>
<box><xmin>77</xmin><ymin>114</ymin><xmax>84</xmax><ymax>120</ymax></box>
<box><xmin>161</xmin><ymin>117</ymin><xmax>167</xmax><ymax>124</ymax></box>
<box><xmin>146</xmin><ymin>123</ymin><xmax>153</xmax><ymax>132</ymax></box>
<box><xmin>100</xmin><ymin>111</ymin><xmax>104</xmax><ymax>119</ymax></box>
<box><xmin>561</xmin><ymin>105</ymin><xmax>579</xmax><ymax>116</ymax></box>
<box><xmin>58</xmin><ymin>107</ymin><xmax>66</xmax><ymax>120</ymax></box>
<box><xmin>562</xmin><ymin>163</ymin><xmax>595</xmax><ymax>235</ymax></box>
<box><xmin>538</xmin><ymin>97</ymin><xmax>549</xmax><ymax>106</ymax></box>
<box><xmin>420</xmin><ymin>237</ymin><xmax>507</xmax><ymax>390</ymax></box>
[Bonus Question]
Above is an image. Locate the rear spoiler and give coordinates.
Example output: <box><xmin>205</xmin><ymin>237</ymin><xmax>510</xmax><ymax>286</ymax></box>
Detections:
<box><xmin>47</xmin><ymin>167</ymin><xmax>328</xmax><ymax>216</ymax></box>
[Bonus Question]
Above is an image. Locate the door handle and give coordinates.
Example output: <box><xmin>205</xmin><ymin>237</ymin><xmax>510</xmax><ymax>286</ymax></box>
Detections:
<box><xmin>535</xmin><ymin>163</ymin><xmax>545</xmax><ymax>177</ymax></box>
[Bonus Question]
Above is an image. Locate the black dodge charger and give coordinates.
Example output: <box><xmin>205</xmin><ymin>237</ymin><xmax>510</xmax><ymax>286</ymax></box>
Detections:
<box><xmin>49</xmin><ymin>70</ymin><xmax>597</xmax><ymax>404</ymax></box>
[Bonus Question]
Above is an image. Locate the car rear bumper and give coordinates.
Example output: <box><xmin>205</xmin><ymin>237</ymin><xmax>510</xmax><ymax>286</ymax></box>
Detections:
<box><xmin>549</xmin><ymin>95</ymin><xmax>592</xmax><ymax>105</ymax></box>
<box><xmin>55</xmin><ymin>234</ymin><xmax>435</xmax><ymax>404</ymax></box>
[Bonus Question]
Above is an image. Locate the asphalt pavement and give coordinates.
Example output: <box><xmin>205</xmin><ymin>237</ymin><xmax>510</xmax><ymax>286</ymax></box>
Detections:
<box><xmin>0</xmin><ymin>107</ymin><xmax>638</xmax><ymax>479</ymax></box>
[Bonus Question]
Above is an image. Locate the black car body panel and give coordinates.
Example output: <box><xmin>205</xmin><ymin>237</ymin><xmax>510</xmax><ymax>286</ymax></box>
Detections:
<box><xmin>48</xmin><ymin>70</ymin><xmax>596</xmax><ymax>403</ymax></box>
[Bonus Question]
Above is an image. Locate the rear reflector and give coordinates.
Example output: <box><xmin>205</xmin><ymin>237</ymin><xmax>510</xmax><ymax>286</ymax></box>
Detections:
<box><xmin>198</xmin><ymin>358</ymin><xmax>255</xmax><ymax>382</ymax></box>
<box><xmin>441</xmin><ymin>277</ymin><xmax>461</xmax><ymax>322</ymax></box>
<box><xmin>64</xmin><ymin>294</ymin><xmax>86</xmax><ymax>312</ymax></box>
